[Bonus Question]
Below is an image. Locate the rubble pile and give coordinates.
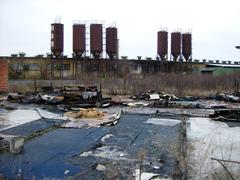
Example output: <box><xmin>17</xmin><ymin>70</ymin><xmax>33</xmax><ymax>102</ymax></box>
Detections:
<box><xmin>131</xmin><ymin>90</ymin><xmax>179</xmax><ymax>101</ymax></box>
<box><xmin>5</xmin><ymin>85</ymin><xmax>111</xmax><ymax>109</ymax></box>
<box><xmin>3</xmin><ymin>88</ymin><xmax>240</xmax><ymax>111</ymax></box>
<box><xmin>61</xmin><ymin>86</ymin><xmax>100</xmax><ymax>104</ymax></box>
<box><xmin>0</xmin><ymin>134</ymin><xmax>25</xmax><ymax>154</ymax></box>
<box><xmin>63</xmin><ymin>109</ymin><xmax>121</xmax><ymax>128</ymax></box>
<box><xmin>215</xmin><ymin>91</ymin><xmax>240</xmax><ymax>103</ymax></box>
<box><xmin>129</xmin><ymin>91</ymin><xmax>205</xmax><ymax>108</ymax></box>
<box><xmin>209</xmin><ymin>109</ymin><xmax>240</xmax><ymax>122</ymax></box>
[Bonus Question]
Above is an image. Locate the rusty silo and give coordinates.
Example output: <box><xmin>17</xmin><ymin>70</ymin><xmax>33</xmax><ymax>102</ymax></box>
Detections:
<box><xmin>90</xmin><ymin>24</ymin><xmax>103</xmax><ymax>59</ymax></box>
<box><xmin>0</xmin><ymin>60</ymin><xmax>8</xmax><ymax>92</ymax></box>
<box><xmin>106</xmin><ymin>27</ymin><xmax>118</xmax><ymax>59</ymax></box>
<box><xmin>157</xmin><ymin>31</ymin><xmax>168</xmax><ymax>61</ymax></box>
<box><xmin>182</xmin><ymin>33</ymin><xmax>192</xmax><ymax>61</ymax></box>
<box><xmin>171</xmin><ymin>32</ymin><xmax>181</xmax><ymax>61</ymax></box>
<box><xmin>73</xmin><ymin>24</ymin><xmax>86</xmax><ymax>57</ymax></box>
<box><xmin>51</xmin><ymin>23</ymin><xmax>64</xmax><ymax>58</ymax></box>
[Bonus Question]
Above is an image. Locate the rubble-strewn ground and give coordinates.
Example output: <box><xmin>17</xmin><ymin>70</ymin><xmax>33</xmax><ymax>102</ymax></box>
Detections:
<box><xmin>0</xmin><ymin>99</ymin><xmax>240</xmax><ymax>179</ymax></box>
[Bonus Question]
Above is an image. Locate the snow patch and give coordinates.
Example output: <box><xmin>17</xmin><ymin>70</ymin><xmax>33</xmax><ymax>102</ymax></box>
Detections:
<box><xmin>146</xmin><ymin>118</ymin><xmax>180</xmax><ymax>126</ymax></box>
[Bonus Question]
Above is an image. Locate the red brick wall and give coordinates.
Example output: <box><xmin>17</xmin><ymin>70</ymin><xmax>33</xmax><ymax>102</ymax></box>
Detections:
<box><xmin>0</xmin><ymin>60</ymin><xmax>9</xmax><ymax>92</ymax></box>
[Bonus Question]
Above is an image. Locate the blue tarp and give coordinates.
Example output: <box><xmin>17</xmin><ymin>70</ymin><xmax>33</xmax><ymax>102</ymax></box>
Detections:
<box><xmin>0</xmin><ymin>112</ymin><xmax>183</xmax><ymax>179</ymax></box>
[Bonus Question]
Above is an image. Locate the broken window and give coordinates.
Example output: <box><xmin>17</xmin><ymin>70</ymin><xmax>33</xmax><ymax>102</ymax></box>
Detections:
<box><xmin>12</xmin><ymin>64</ymin><xmax>23</xmax><ymax>72</ymax></box>
<box><xmin>61</xmin><ymin>64</ymin><xmax>70</xmax><ymax>71</ymax></box>
<box><xmin>28</xmin><ymin>64</ymin><xmax>40</xmax><ymax>71</ymax></box>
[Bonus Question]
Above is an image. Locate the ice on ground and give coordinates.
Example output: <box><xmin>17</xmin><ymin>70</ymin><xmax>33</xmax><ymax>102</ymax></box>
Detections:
<box><xmin>134</xmin><ymin>169</ymin><xmax>172</xmax><ymax>180</ymax></box>
<box><xmin>80</xmin><ymin>146</ymin><xmax>128</xmax><ymax>161</ymax></box>
<box><xmin>101</xmin><ymin>134</ymin><xmax>114</xmax><ymax>142</ymax></box>
<box><xmin>146</xmin><ymin>118</ymin><xmax>180</xmax><ymax>126</ymax></box>
<box><xmin>0</xmin><ymin>108</ymin><xmax>65</xmax><ymax>131</ymax></box>
<box><xmin>188</xmin><ymin>117</ymin><xmax>240</xmax><ymax>179</ymax></box>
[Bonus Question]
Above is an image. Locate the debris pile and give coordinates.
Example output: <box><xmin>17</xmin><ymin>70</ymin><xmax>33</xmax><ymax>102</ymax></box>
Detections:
<box><xmin>61</xmin><ymin>86</ymin><xmax>100</xmax><ymax>105</ymax></box>
<box><xmin>7</xmin><ymin>91</ymin><xmax>64</xmax><ymax>105</ymax></box>
<box><xmin>7</xmin><ymin>93</ymin><xmax>24</xmax><ymax>101</ymax></box>
<box><xmin>0</xmin><ymin>134</ymin><xmax>24</xmax><ymax>154</ymax></box>
<box><xmin>129</xmin><ymin>91</ymin><xmax>205</xmax><ymax>108</ymax></box>
<box><xmin>180</xmin><ymin>96</ymin><xmax>200</xmax><ymax>101</ymax></box>
<box><xmin>5</xmin><ymin>85</ymin><xmax>111</xmax><ymax>108</ymax></box>
<box><xmin>5</xmin><ymin>88</ymin><xmax>240</xmax><ymax>111</ymax></box>
<box><xmin>39</xmin><ymin>94</ymin><xmax>64</xmax><ymax>104</ymax></box>
<box><xmin>215</xmin><ymin>92</ymin><xmax>240</xmax><ymax>103</ymax></box>
<box><xmin>209</xmin><ymin>109</ymin><xmax>240</xmax><ymax>122</ymax></box>
<box><xmin>63</xmin><ymin>109</ymin><xmax>121</xmax><ymax>128</ymax></box>
<box><xmin>0</xmin><ymin>101</ymin><xmax>17</xmax><ymax>110</ymax></box>
<box><xmin>131</xmin><ymin>91</ymin><xmax>179</xmax><ymax>101</ymax></box>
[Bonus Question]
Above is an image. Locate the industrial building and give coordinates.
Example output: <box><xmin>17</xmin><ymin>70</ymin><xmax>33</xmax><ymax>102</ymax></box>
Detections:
<box><xmin>0</xmin><ymin>20</ymin><xmax>239</xmax><ymax>92</ymax></box>
<box><xmin>50</xmin><ymin>21</ymin><xmax>193</xmax><ymax>62</ymax></box>
<box><xmin>3</xmin><ymin>56</ymin><xmax>194</xmax><ymax>80</ymax></box>
<box><xmin>201</xmin><ymin>63</ymin><xmax>240</xmax><ymax>76</ymax></box>
<box><xmin>1</xmin><ymin>55</ymin><xmax>239</xmax><ymax>80</ymax></box>
<box><xmin>46</xmin><ymin>21</ymin><xmax>196</xmax><ymax>79</ymax></box>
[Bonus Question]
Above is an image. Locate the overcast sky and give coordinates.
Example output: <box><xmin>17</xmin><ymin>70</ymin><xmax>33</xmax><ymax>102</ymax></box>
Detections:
<box><xmin>1</xmin><ymin>0</ymin><xmax>240</xmax><ymax>61</ymax></box>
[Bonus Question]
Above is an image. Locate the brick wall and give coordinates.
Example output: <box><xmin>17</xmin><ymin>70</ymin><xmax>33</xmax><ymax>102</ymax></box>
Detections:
<box><xmin>0</xmin><ymin>59</ymin><xmax>9</xmax><ymax>92</ymax></box>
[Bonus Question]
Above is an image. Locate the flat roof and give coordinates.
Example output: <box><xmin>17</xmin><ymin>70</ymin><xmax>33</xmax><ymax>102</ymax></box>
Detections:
<box><xmin>206</xmin><ymin>64</ymin><xmax>240</xmax><ymax>68</ymax></box>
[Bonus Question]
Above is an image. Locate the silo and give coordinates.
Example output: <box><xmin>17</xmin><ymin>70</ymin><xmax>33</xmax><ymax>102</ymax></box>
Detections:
<box><xmin>90</xmin><ymin>24</ymin><xmax>103</xmax><ymax>59</ymax></box>
<box><xmin>51</xmin><ymin>23</ymin><xmax>64</xmax><ymax>58</ymax></box>
<box><xmin>182</xmin><ymin>33</ymin><xmax>192</xmax><ymax>61</ymax></box>
<box><xmin>157</xmin><ymin>31</ymin><xmax>168</xmax><ymax>61</ymax></box>
<box><xmin>73</xmin><ymin>24</ymin><xmax>86</xmax><ymax>57</ymax></box>
<box><xmin>171</xmin><ymin>32</ymin><xmax>181</xmax><ymax>61</ymax></box>
<box><xmin>106</xmin><ymin>27</ymin><xmax>118</xmax><ymax>59</ymax></box>
<box><xmin>0</xmin><ymin>60</ymin><xmax>8</xmax><ymax>92</ymax></box>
